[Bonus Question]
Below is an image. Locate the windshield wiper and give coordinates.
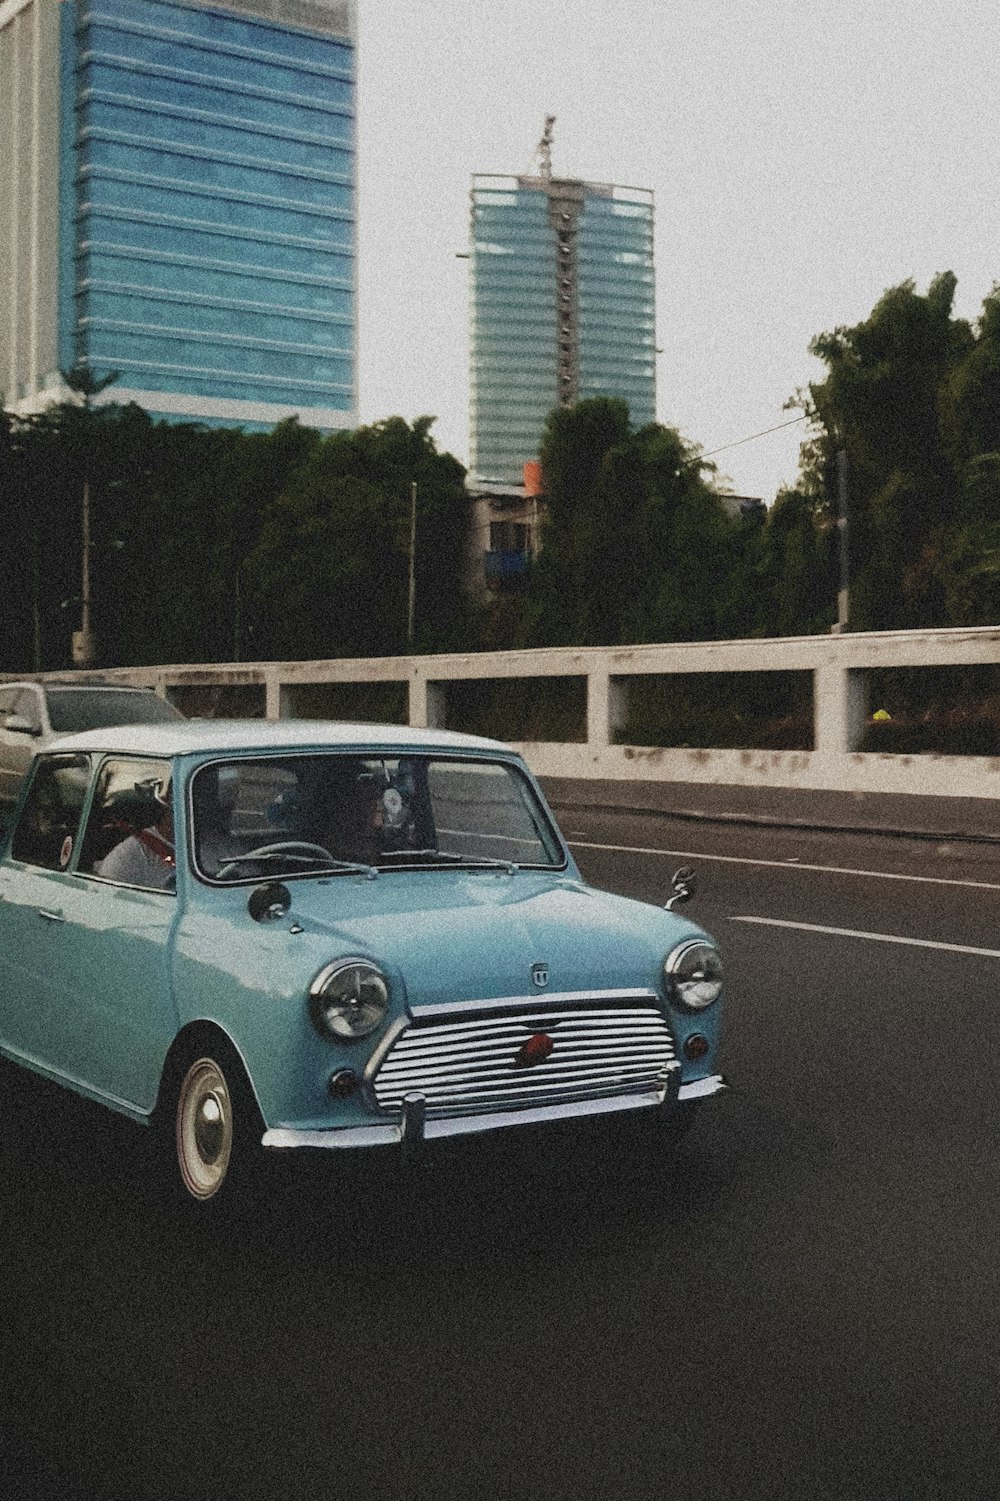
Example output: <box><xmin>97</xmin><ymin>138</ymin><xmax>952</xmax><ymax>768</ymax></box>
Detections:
<box><xmin>440</xmin><ymin>852</ymin><xmax>520</xmax><ymax>873</ymax></box>
<box><xmin>380</xmin><ymin>847</ymin><xmax>519</xmax><ymax>872</ymax></box>
<box><xmin>217</xmin><ymin>852</ymin><xmax>379</xmax><ymax>880</ymax></box>
<box><xmin>377</xmin><ymin>847</ymin><xmax>466</xmax><ymax>863</ymax></box>
<box><xmin>375</xmin><ymin>847</ymin><xmax>519</xmax><ymax>873</ymax></box>
<box><xmin>304</xmin><ymin>857</ymin><xmax>380</xmax><ymax>878</ymax></box>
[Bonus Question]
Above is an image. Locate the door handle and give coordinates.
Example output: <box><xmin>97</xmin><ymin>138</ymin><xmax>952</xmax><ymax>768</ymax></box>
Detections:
<box><xmin>37</xmin><ymin>908</ymin><xmax>65</xmax><ymax>923</ymax></box>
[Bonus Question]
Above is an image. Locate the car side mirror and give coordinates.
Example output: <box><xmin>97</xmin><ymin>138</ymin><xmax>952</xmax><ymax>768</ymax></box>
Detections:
<box><xmin>248</xmin><ymin>882</ymin><xmax>292</xmax><ymax>923</ymax></box>
<box><xmin>665</xmin><ymin>865</ymin><xmax>698</xmax><ymax>909</ymax></box>
<box><xmin>4</xmin><ymin>714</ymin><xmax>39</xmax><ymax>736</ymax></box>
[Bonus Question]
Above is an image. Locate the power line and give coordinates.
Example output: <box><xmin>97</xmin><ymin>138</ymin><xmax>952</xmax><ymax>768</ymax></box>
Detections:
<box><xmin>699</xmin><ymin>413</ymin><xmax>809</xmax><ymax>461</ymax></box>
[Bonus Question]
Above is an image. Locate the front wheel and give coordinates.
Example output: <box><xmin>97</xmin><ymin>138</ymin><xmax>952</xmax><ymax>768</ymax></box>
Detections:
<box><xmin>176</xmin><ymin>1056</ymin><xmax>237</xmax><ymax>1200</ymax></box>
<box><xmin>162</xmin><ymin>1046</ymin><xmax>263</xmax><ymax>1211</ymax></box>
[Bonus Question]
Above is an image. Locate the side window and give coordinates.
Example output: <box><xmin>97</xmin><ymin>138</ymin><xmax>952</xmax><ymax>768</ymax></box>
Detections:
<box><xmin>10</xmin><ymin>755</ymin><xmax>92</xmax><ymax>870</ymax></box>
<box><xmin>0</xmin><ymin>688</ymin><xmax>17</xmax><ymax>717</ymax></box>
<box><xmin>79</xmin><ymin>758</ymin><xmax>176</xmax><ymax>891</ymax></box>
<box><xmin>12</xmin><ymin>688</ymin><xmax>43</xmax><ymax>733</ymax></box>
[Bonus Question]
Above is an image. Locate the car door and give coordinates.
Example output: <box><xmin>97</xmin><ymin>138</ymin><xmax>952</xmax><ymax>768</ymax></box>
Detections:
<box><xmin>0</xmin><ymin>688</ymin><xmax>16</xmax><ymax>805</ymax></box>
<box><xmin>51</xmin><ymin>756</ymin><xmax>181</xmax><ymax>1113</ymax></box>
<box><xmin>0</xmin><ymin>686</ymin><xmax>43</xmax><ymax>806</ymax></box>
<box><xmin>0</xmin><ymin>753</ymin><xmax>179</xmax><ymax>1115</ymax></box>
<box><xmin>0</xmin><ymin>752</ymin><xmax>94</xmax><ymax>1070</ymax></box>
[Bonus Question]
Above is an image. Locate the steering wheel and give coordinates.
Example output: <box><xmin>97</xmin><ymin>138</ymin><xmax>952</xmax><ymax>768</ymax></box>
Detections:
<box><xmin>216</xmin><ymin>840</ymin><xmax>335</xmax><ymax>879</ymax></box>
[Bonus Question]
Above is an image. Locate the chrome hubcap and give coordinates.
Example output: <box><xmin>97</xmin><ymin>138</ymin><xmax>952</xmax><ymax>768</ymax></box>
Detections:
<box><xmin>177</xmin><ymin>1058</ymin><xmax>233</xmax><ymax>1200</ymax></box>
<box><xmin>195</xmin><ymin>1092</ymin><xmax>225</xmax><ymax>1165</ymax></box>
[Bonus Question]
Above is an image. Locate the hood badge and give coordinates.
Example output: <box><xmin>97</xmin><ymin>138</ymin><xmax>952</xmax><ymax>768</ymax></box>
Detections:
<box><xmin>515</xmin><ymin>1032</ymin><xmax>554</xmax><ymax>1069</ymax></box>
<box><xmin>531</xmin><ymin>963</ymin><xmax>549</xmax><ymax>988</ymax></box>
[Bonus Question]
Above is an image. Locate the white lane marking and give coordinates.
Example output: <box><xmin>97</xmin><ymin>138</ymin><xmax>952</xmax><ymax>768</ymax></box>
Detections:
<box><xmin>567</xmin><ymin>839</ymin><xmax>1000</xmax><ymax>894</ymax></box>
<box><xmin>731</xmin><ymin>915</ymin><xmax>1000</xmax><ymax>960</ymax></box>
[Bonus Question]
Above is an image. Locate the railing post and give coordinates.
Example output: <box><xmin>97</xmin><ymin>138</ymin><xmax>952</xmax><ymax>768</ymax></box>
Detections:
<box><xmin>265</xmin><ymin>673</ymin><xmax>283</xmax><ymax>721</ymax></box>
<box><xmin>409</xmin><ymin>675</ymin><xmax>445</xmax><ymax>729</ymax></box>
<box><xmin>814</xmin><ymin>664</ymin><xmax>868</xmax><ymax>753</ymax></box>
<box><xmin>587</xmin><ymin>668</ymin><xmax>626</xmax><ymax>755</ymax></box>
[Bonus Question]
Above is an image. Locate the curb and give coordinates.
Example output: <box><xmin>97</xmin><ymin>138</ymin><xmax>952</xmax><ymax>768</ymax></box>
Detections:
<box><xmin>547</xmin><ymin>797</ymin><xmax>1000</xmax><ymax>847</ymax></box>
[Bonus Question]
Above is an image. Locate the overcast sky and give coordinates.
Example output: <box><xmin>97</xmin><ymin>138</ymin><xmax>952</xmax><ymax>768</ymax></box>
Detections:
<box><xmin>354</xmin><ymin>0</ymin><xmax>1000</xmax><ymax>502</ymax></box>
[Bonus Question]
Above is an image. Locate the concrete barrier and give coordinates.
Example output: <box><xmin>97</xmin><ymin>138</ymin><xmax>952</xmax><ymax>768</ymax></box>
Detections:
<box><xmin>19</xmin><ymin>624</ymin><xmax>1000</xmax><ymax>803</ymax></box>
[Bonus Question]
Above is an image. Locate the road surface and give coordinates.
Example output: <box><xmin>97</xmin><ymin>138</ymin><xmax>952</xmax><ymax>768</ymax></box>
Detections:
<box><xmin>3</xmin><ymin>804</ymin><xmax>1000</xmax><ymax>1499</ymax></box>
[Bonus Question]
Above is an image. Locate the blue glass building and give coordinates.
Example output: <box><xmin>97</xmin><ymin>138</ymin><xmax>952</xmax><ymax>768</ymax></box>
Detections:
<box><xmin>1</xmin><ymin>0</ymin><xmax>356</xmax><ymax>429</ymax></box>
<box><xmin>469</xmin><ymin>170</ymin><xmax>656</xmax><ymax>486</ymax></box>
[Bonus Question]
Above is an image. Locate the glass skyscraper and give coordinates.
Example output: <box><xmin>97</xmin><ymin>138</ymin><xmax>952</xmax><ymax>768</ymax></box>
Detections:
<box><xmin>1</xmin><ymin>0</ymin><xmax>356</xmax><ymax>429</ymax></box>
<box><xmin>469</xmin><ymin>169</ymin><xmax>656</xmax><ymax>487</ymax></box>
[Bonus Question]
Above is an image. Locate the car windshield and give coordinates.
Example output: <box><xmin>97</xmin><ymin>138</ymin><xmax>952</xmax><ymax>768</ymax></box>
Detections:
<box><xmin>45</xmin><ymin>689</ymin><xmax>183</xmax><ymax>733</ymax></box>
<box><xmin>190</xmin><ymin>753</ymin><xmax>565</xmax><ymax>882</ymax></box>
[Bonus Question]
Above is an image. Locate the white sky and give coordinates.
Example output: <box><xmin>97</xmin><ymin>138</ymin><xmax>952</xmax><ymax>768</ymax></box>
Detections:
<box><xmin>355</xmin><ymin>0</ymin><xmax>1000</xmax><ymax>502</ymax></box>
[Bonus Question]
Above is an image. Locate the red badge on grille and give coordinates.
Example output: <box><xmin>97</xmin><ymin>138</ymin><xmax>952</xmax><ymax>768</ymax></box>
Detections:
<box><xmin>515</xmin><ymin>1032</ymin><xmax>554</xmax><ymax>1068</ymax></box>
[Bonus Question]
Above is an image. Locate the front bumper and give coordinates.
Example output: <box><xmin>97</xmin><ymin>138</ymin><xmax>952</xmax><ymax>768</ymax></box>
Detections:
<box><xmin>261</xmin><ymin>1073</ymin><xmax>728</xmax><ymax>1151</ymax></box>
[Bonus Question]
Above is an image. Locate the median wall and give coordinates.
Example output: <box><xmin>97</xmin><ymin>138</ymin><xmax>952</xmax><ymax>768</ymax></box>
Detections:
<box><xmin>32</xmin><ymin>624</ymin><xmax>1000</xmax><ymax>803</ymax></box>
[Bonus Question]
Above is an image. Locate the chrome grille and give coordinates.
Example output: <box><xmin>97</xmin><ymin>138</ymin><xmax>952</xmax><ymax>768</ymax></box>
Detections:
<box><xmin>369</xmin><ymin>1001</ymin><xmax>677</xmax><ymax>1119</ymax></box>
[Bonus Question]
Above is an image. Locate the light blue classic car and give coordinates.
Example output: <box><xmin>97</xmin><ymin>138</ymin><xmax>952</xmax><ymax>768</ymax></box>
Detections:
<box><xmin>0</xmin><ymin>720</ymin><xmax>726</xmax><ymax>1209</ymax></box>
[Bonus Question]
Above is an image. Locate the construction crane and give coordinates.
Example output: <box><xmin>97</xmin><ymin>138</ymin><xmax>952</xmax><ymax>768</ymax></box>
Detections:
<box><xmin>534</xmin><ymin>115</ymin><xmax>556</xmax><ymax>181</ymax></box>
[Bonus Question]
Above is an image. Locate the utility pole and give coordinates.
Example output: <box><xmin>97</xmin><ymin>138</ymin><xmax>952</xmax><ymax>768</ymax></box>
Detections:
<box><xmin>76</xmin><ymin>477</ymin><xmax>94</xmax><ymax>666</ymax></box>
<box><xmin>832</xmin><ymin>448</ymin><xmax>849</xmax><ymax>634</ymax></box>
<box><xmin>31</xmin><ymin>519</ymin><xmax>41</xmax><ymax>672</ymax></box>
<box><xmin>62</xmin><ymin>363</ymin><xmax>118</xmax><ymax>669</ymax></box>
<box><xmin>407</xmin><ymin>481</ymin><xmax>417</xmax><ymax>651</ymax></box>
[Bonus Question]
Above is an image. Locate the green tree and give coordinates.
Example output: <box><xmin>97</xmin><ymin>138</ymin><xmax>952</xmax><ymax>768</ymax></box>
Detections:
<box><xmin>942</xmin><ymin>286</ymin><xmax>1000</xmax><ymax>469</ymax></box>
<box><xmin>0</xmin><ymin>407</ymin><xmax>472</xmax><ymax>672</ymax></box>
<box><xmin>517</xmin><ymin>399</ymin><xmax>741</xmax><ymax>647</ymax></box>
<box><xmin>246</xmin><ymin>416</ymin><xmax>471</xmax><ymax>660</ymax></box>
<box><xmin>803</xmin><ymin>273</ymin><xmax>973</xmax><ymax>629</ymax></box>
<box><xmin>738</xmin><ymin>486</ymin><xmax>837</xmax><ymax>638</ymax></box>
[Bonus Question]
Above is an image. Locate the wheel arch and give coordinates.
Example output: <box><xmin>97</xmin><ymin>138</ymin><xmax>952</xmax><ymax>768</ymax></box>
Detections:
<box><xmin>155</xmin><ymin>1019</ymin><xmax>265</xmax><ymax>1133</ymax></box>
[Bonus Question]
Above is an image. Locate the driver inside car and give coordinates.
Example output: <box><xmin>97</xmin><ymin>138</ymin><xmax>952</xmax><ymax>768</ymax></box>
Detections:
<box><xmin>313</xmin><ymin>763</ymin><xmax>384</xmax><ymax>866</ymax></box>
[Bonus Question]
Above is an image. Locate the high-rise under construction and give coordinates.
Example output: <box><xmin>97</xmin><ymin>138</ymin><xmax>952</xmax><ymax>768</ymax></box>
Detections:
<box><xmin>468</xmin><ymin>118</ymin><xmax>656</xmax><ymax>487</ymax></box>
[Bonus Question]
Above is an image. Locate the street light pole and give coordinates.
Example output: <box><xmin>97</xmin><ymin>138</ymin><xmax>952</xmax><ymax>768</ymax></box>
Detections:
<box><xmin>63</xmin><ymin>363</ymin><xmax>118</xmax><ymax>669</ymax></box>
<box><xmin>833</xmin><ymin>448</ymin><xmax>849</xmax><ymax>634</ymax></box>
<box><xmin>31</xmin><ymin>515</ymin><xmax>42</xmax><ymax>672</ymax></box>
<box><xmin>72</xmin><ymin>477</ymin><xmax>97</xmax><ymax>668</ymax></box>
<box><xmin>407</xmin><ymin>480</ymin><xmax>417</xmax><ymax>651</ymax></box>
<box><xmin>81</xmin><ymin>478</ymin><xmax>92</xmax><ymax>638</ymax></box>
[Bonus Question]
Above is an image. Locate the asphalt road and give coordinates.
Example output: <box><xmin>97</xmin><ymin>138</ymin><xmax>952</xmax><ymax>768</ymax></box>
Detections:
<box><xmin>4</xmin><ymin>806</ymin><xmax>1000</xmax><ymax>1500</ymax></box>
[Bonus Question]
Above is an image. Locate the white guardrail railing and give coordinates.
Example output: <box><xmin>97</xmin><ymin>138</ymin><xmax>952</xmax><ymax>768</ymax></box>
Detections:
<box><xmin>30</xmin><ymin>625</ymin><xmax>1000</xmax><ymax>800</ymax></box>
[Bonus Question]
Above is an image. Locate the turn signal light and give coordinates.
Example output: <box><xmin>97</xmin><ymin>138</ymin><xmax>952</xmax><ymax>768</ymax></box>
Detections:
<box><xmin>329</xmin><ymin>1068</ymin><xmax>359</xmax><ymax>1098</ymax></box>
<box><xmin>683</xmin><ymin>1034</ymin><xmax>709</xmax><ymax>1062</ymax></box>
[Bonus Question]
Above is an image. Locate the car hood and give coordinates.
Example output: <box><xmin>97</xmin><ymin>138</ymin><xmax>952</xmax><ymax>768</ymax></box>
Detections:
<box><xmin>282</xmin><ymin>868</ymin><xmax>706</xmax><ymax>1008</ymax></box>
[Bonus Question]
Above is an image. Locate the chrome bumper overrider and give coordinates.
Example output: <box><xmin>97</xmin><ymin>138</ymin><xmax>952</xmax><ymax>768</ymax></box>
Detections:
<box><xmin>261</xmin><ymin>1074</ymin><xmax>728</xmax><ymax>1151</ymax></box>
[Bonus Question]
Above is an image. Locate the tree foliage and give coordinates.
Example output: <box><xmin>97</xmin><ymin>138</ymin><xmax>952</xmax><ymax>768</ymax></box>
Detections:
<box><xmin>495</xmin><ymin>398</ymin><xmax>837</xmax><ymax>648</ymax></box>
<box><xmin>6</xmin><ymin>271</ymin><xmax>1000</xmax><ymax>680</ymax></box>
<box><xmin>800</xmin><ymin>273</ymin><xmax>1000</xmax><ymax>630</ymax></box>
<box><xmin>505</xmin><ymin>399</ymin><xmax>752</xmax><ymax>647</ymax></box>
<box><xmin>0</xmin><ymin>406</ymin><xmax>470</xmax><ymax>672</ymax></box>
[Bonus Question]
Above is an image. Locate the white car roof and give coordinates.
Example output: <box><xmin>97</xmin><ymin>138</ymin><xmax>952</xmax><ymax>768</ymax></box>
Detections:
<box><xmin>46</xmin><ymin>718</ymin><xmax>515</xmax><ymax>759</ymax></box>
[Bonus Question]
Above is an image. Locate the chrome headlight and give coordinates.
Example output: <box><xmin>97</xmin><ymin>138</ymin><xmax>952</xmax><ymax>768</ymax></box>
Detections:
<box><xmin>309</xmin><ymin>959</ymin><xmax>390</xmax><ymax>1041</ymax></box>
<box><xmin>664</xmin><ymin>940</ymin><xmax>723</xmax><ymax>1011</ymax></box>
